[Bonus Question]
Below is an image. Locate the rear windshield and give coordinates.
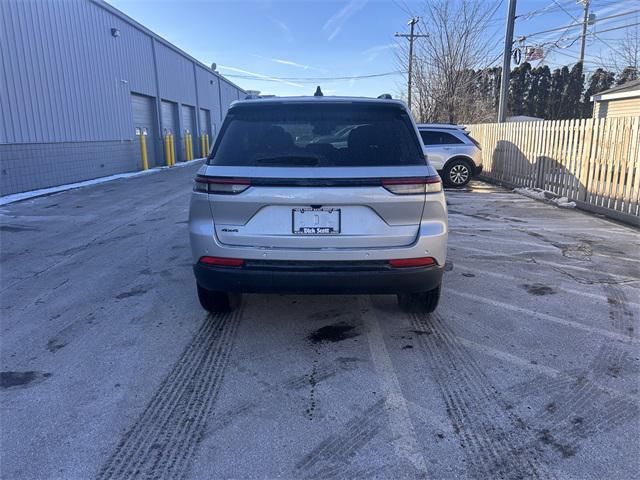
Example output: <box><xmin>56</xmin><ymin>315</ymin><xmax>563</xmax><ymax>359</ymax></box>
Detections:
<box><xmin>208</xmin><ymin>103</ymin><xmax>425</xmax><ymax>167</ymax></box>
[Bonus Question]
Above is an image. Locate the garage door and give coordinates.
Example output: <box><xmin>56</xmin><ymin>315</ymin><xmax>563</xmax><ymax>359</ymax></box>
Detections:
<box><xmin>131</xmin><ymin>93</ymin><xmax>158</xmax><ymax>168</ymax></box>
<box><xmin>198</xmin><ymin>108</ymin><xmax>211</xmax><ymax>157</ymax></box>
<box><xmin>181</xmin><ymin>105</ymin><xmax>196</xmax><ymax>159</ymax></box>
<box><xmin>161</xmin><ymin>100</ymin><xmax>179</xmax><ymax>163</ymax></box>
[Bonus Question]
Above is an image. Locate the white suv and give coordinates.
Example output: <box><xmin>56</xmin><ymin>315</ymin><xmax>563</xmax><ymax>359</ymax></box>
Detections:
<box><xmin>417</xmin><ymin>124</ymin><xmax>483</xmax><ymax>187</ymax></box>
<box><xmin>189</xmin><ymin>96</ymin><xmax>448</xmax><ymax>313</ymax></box>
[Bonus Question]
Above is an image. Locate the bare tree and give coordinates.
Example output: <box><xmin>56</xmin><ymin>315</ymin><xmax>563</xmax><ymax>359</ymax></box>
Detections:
<box><xmin>603</xmin><ymin>22</ymin><xmax>639</xmax><ymax>83</ymax></box>
<box><xmin>396</xmin><ymin>0</ymin><xmax>501</xmax><ymax>123</ymax></box>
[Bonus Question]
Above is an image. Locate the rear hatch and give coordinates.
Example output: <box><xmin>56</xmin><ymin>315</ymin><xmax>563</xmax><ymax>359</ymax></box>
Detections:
<box><xmin>198</xmin><ymin>101</ymin><xmax>438</xmax><ymax>249</ymax></box>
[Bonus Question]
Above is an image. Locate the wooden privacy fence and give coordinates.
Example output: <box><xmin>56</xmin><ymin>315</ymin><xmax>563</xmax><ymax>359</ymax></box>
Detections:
<box><xmin>466</xmin><ymin>116</ymin><xmax>640</xmax><ymax>220</ymax></box>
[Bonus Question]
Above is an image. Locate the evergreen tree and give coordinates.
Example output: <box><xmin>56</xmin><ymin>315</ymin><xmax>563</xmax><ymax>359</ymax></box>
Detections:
<box><xmin>582</xmin><ymin>68</ymin><xmax>615</xmax><ymax>117</ymax></box>
<box><xmin>548</xmin><ymin>67</ymin><xmax>565</xmax><ymax>119</ymax></box>
<box><xmin>532</xmin><ymin>66</ymin><xmax>551</xmax><ymax>119</ymax></box>
<box><xmin>508</xmin><ymin>62</ymin><xmax>532</xmax><ymax>116</ymax></box>
<box><xmin>561</xmin><ymin>63</ymin><xmax>584</xmax><ymax>118</ymax></box>
<box><xmin>617</xmin><ymin>66</ymin><xmax>638</xmax><ymax>85</ymax></box>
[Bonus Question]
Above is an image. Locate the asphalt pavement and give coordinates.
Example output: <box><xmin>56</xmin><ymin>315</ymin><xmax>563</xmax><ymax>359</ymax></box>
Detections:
<box><xmin>1</xmin><ymin>161</ymin><xmax>639</xmax><ymax>479</ymax></box>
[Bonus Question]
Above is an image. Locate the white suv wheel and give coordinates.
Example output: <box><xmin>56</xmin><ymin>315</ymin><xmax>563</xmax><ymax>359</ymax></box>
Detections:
<box><xmin>447</xmin><ymin>162</ymin><xmax>470</xmax><ymax>187</ymax></box>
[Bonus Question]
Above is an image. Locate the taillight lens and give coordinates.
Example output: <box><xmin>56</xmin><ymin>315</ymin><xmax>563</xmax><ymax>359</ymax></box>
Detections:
<box><xmin>194</xmin><ymin>176</ymin><xmax>250</xmax><ymax>194</ymax></box>
<box><xmin>388</xmin><ymin>257</ymin><xmax>436</xmax><ymax>268</ymax></box>
<box><xmin>199</xmin><ymin>256</ymin><xmax>244</xmax><ymax>267</ymax></box>
<box><xmin>382</xmin><ymin>176</ymin><xmax>442</xmax><ymax>195</ymax></box>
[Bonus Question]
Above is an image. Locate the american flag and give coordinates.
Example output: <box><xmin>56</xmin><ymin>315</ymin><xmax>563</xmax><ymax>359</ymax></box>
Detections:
<box><xmin>525</xmin><ymin>46</ymin><xmax>544</xmax><ymax>61</ymax></box>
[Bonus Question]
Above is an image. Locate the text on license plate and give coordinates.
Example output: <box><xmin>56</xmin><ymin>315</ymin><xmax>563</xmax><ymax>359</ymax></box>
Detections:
<box><xmin>292</xmin><ymin>208</ymin><xmax>341</xmax><ymax>235</ymax></box>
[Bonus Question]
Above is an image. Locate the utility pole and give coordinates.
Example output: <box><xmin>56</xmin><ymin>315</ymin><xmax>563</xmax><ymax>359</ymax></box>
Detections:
<box><xmin>395</xmin><ymin>17</ymin><xmax>428</xmax><ymax>111</ymax></box>
<box><xmin>578</xmin><ymin>0</ymin><xmax>590</xmax><ymax>64</ymax></box>
<box><xmin>498</xmin><ymin>0</ymin><xmax>517</xmax><ymax>123</ymax></box>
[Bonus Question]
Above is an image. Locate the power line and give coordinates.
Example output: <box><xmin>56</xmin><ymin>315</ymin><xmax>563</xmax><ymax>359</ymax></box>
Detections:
<box><xmin>222</xmin><ymin>71</ymin><xmax>406</xmax><ymax>83</ymax></box>
<box><xmin>519</xmin><ymin>8</ymin><xmax>640</xmax><ymax>39</ymax></box>
<box><xmin>586</xmin><ymin>20</ymin><xmax>640</xmax><ymax>35</ymax></box>
<box><xmin>534</xmin><ymin>21</ymin><xmax>640</xmax><ymax>69</ymax></box>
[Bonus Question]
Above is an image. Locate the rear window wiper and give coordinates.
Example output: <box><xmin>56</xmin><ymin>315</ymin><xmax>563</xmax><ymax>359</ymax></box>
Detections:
<box><xmin>253</xmin><ymin>154</ymin><xmax>321</xmax><ymax>166</ymax></box>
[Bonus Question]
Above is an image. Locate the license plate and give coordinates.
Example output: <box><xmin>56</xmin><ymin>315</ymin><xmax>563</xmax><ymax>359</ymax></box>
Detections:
<box><xmin>292</xmin><ymin>208</ymin><xmax>341</xmax><ymax>235</ymax></box>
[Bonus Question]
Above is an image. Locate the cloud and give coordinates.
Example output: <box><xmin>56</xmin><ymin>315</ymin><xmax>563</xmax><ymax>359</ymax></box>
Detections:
<box><xmin>253</xmin><ymin>54</ymin><xmax>310</xmax><ymax>70</ymax></box>
<box><xmin>362</xmin><ymin>42</ymin><xmax>400</xmax><ymax>62</ymax></box>
<box><xmin>251</xmin><ymin>54</ymin><xmax>329</xmax><ymax>73</ymax></box>
<box><xmin>217</xmin><ymin>65</ymin><xmax>304</xmax><ymax>88</ymax></box>
<box><xmin>323</xmin><ymin>0</ymin><xmax>368</xmax><ymax>41</ymax></box>
<box><xmin>267</xmin><ymin>16</ymin><xmax>293</xmax><ymax>43</ymax></box>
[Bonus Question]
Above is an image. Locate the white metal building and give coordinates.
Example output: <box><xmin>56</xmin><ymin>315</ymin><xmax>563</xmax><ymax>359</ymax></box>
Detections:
<box><xmin>0</xmin><ymin>0</ymin><xmax>245</xmax><ymax>195</ymax></box>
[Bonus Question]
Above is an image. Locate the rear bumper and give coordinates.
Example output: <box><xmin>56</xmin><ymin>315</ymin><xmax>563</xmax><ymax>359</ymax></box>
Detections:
<box><xmin>193</xmin><ymin>261</ymin><xmax>444</xmax><ymax>294</ymax></box>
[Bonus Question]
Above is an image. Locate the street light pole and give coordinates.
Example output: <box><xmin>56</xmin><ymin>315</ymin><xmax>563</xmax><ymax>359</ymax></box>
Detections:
<box><xmin>498</xmin><ymin>0</ymin><xmax>517</xmax><ymax>123</ymax></box>
<box><xmin>395</xmin><ymin>17</ymin><xmax>428</xmax><ymax>111</ymax></box>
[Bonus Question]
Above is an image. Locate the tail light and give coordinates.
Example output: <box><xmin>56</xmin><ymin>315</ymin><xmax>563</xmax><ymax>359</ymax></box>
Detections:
<box><xmin>199</xmin><ymin>256</ymin><xmax>244</xmax><ymax>267</ymax></box>
<box><xmin>194</xmin><ymin>176</ymin><xmax>250</xmax><ymax>194</ymax></box>
<box><xmin>388</xmin><ymin>257</ymin><xmax>436</xmax><ymax>268</ymax></box>
<box><xmin>382</xmin><ymin>176</ymin><xmax>442</xmax><ymax>195</ymax></box>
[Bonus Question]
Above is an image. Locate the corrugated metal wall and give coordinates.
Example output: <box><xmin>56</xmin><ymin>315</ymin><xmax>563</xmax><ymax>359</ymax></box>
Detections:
<box><xmin>0</xmin><ymin>0</ymin><xmax>244</xmax><ymax>194</ymax></box>
<box><xmin>219</xmin><ymin>79</ymin><xmax>241</xmax><ymax>119</ymax></box>
<box><xmin>195</xmin><ymin>66</ymin><xmax>223</xmax><ymax>132</ymax></box>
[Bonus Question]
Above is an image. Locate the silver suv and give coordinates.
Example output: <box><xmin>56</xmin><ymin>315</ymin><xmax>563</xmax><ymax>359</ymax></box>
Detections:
<box><xmin>189</xmin><ymin>97</ymin><xmax>448</xmax><ymax>313</ymax></box>
<box><xmin>417</xmin><ymin>124</ymin><xmax>482</xmax><ymax>187</ymax></box>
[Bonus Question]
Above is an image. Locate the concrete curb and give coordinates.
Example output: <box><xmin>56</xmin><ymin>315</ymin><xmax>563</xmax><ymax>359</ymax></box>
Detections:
<box><xmin>0</xmin><ymin>158</ymin><xmax>205</xmax><ymax>206</ymax></box>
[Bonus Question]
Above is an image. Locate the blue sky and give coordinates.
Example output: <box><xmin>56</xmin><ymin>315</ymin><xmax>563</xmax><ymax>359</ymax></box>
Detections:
<box><xmin>108</xmin><ymin>0</ymin><xmax>638</xmax><ymax>97</ymax></box>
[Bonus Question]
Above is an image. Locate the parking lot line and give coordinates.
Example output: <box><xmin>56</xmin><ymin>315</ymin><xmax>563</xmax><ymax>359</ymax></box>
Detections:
<box><xmin>360</xmin><ymin>297</ymin><xmax>429</xmax><ymax>477</ymax></box>
<box><xmin>450</xmin><ymin>264</ymin><xmax>640</xmax><ymax>308</ymax></box>
<box><xmin>448</xmin><ymin>290</ymin><xmax>638</xmax><ymax>344</ymax></box>
<box><xmin>452</xmin><ymin>231</ymin><xmax>640</xmax><ymax>264</ymax></box>
<box><xmin>452</xmin><ymin>245</ymin><xmax>640</xmax><ymax>283</ymax></box>
<box><xmin>439</xmin><ymin>315</ymin><xmax>639</xmax><ymax>404</ymax></box>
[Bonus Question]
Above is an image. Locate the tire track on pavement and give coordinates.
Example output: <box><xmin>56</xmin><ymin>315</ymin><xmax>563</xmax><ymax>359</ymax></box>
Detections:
<box><xmin>294</xmin><ymin>399</ymin><xmax>385</xmax><ymax>479</ymax></box>
<box><xmin>506</xmin><ymin>343</ymin><xmax>639</xmax><ymax>461</ymax></box>
<box><xmin>409</xmin><ymin>312</ymin><xmax>552</xmax><ymax>479</ymax></box>
<box><xmin>604</xmin><ymin>284</ymin><xmax>637</xmax><ymax>338</ymax></box>
<box><xmin>97</xmin><ymin>309</ymin><xmax>242</xmax><ymax>480</ymax></box>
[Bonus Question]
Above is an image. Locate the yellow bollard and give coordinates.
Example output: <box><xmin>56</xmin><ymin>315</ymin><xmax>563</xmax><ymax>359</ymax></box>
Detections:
<box><xmin>169</xmin><ymin>133</ymin><xmax>175</xmax><ymax>166</ymax></box>
<box><xmin>139</xmin><ymin>133</ymin><xmax>149</xmax><ymax>170</ymax></box>
<box><xmin>187</xmin><ymin>133</ymin><xmax>193</xmax><ymax>161</ymax></box>
<box><xmin>200</xmin><ymin>134</ymin><xmax>205</xmax><ymax>158</ymax></box>
<box><xmin>204</xmin><ymin>133</ymin><xmax>209</xmax><ymax>155</ymax></box>
<box><xmin>164</xmin><ymin>133</ymin><xmax>171</xmax><ymax>166</ymax></box>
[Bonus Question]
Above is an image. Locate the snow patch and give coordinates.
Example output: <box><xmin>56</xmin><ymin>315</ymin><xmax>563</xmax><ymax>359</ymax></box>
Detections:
<box><xmin>550</xmin><ymin>196</ymin><xmax>576</xmax><ymax>209</ymax></box>
<box><xmin>513</xmin><ymin>187</ymin><xmax>576</xmax><ymax>208</ymax></box>
<box><xmin>0</xmin><ymin>158</ymin><xmax>205</xmax><ymax>206</ymax></box>
<box><xmin>513</xmin><ymin>187</ymin><xmax>547</xmax><ymax>201</ymax></box>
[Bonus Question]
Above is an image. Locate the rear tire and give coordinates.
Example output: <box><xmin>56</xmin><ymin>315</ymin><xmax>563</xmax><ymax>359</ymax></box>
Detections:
<box><xmin>398</xmin><ymin>285</ymin><xmax>441</xmax><ymax>313</ymax></box>
<box><xmin>443</xmin><ymin>159</ymin><xmax>472</xmax><ymax>187</ymax></box>
<box><xmin>197</xmin><ymin>284</ymin><xmax>240</xmax><ymax>313</ymax></box>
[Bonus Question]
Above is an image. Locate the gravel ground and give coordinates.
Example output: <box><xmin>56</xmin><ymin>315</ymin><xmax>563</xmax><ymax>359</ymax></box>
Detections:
<box><xmin>1</xmin><ymin>162</ymin><xmax>639</xmax><ymax>480</ymax></box>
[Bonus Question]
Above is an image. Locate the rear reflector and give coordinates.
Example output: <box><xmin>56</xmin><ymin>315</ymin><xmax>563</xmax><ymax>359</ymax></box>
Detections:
<box><xmin>194</xmin><ymin>176</ymin><xmax>251</xmax><ymax>194</ymax></box>
<box><xmin>199</xmin><ymin>256</ymin><xmax>244</xmax><ymax>267</ymax></box>
<box><xmin>388</xmin><ymin>257</ymin><xmax>436</xmax><ymax>268</ymax></box>
<box><xmin>382</xmin><ymin>176</ymin><xmax>442</xmax><ymax>195</ymax></box>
